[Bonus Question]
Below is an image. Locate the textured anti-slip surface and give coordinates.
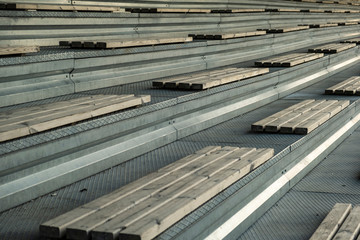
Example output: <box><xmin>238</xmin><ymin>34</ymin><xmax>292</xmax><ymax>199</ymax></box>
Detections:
<box><xmin>0</xmin><ymin>59</ymin><xmax>359</xmax><ymax>240</ymax></box>
<box><xmin>237</xmin><ymin>128</ymin><xmax>360</xmax><ymax>240</ymax></box>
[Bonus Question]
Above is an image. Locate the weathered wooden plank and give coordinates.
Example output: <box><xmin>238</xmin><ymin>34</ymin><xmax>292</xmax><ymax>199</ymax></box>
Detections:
<box><xmin>325</xmin><ymin>76</ymin><xmax>360</xmax><ymax>94</ymax></box>
<box><xmin>152</xmin><ymin>68</ymin><xmax>238</xmax><ymax>87</ymax></box>
<box><xmin>96</xmin><ymin>37</ymin><xmax>193</xmax><ymax>49</ymax></box>
<box><xmin>310</xmin><ymin>203</ymin><xmax>352</xmax><ymax>240</ymax></box>
<box><xmin>258</xmin><ymin>25</ymin><xmax>309</xmax><ymax>33</ymax></box>
<box><xmin>91</xmin><ymin>148</ymin><xmax>274</xmax><ymax>240</ymax></box>
<box><xmin>341</xmin><ymin>38</ymin><xmax>360</xmax><ymax>44</ymax></box>
<box><xmin>309</xmin><ymin>43</ymin><xmax>356</xmax><ymax>53</ymax></box>
<box><xmin>187</xmin><ymin>68</ymin><xmax>269</xmax><ymax>90</ymax></box>
<box><xmin>156</xmin><ymin>8</ymin><xmax>211</xmax><ymax>13</ymax></box>
<box><xmin>39</xmin><ymin>146</ymin><xmax>222</xmax><ymax>238</ymax></box>
<box><xmin>280</xmin><ymin>100</ymin><xmax>338</xmax><ymax>133</ymax></box>
<box><xmin>69</xmin><ymin>147</ymin><xmax>243</xmax><ymax>239</ymax></box>
<box><xmin>0</xmin><ymin>95</ymin><xmax>150</xmax><ymax>142</ymax></box>
<box><xmin>189</xmin><ymin>31</ymin><xmax>266</xmax><ymax>40</ymax></box>
<box><xmin>0</xmin><ymin>3</ymin><xmax>125</xmax><ymax>12</ymax></box>
<box><xmin>255</xmin><ymin>53</ymin><xmax>304</xmax><ymax>67</ymax></box>
<box><xmin>0</xmin><ymin>46</ymin><xmax>40</xmax><ymax>56</ymax></box>
<box><xmin>305</xmin><ymin>23</ymin><xmax>338</xmax><ymax>28</ymax></box>
<box><xmin>231</xmin><ymin>9</ymin><xmax>266</xmax><ymax>13</ymax></box>
<box><xmin>251</xmin><ymin>100</ymin><xmax>315</xmax><ymax>132</ymax></box>
<box><xmin>294</xmin><ymin>100</ymin><xmax>349</xmax><ymax>134</ymax></box>
<box><xmin>164</xmin><ymin>68</ymin><xmax>239</xmax><ymax>89</ymax></box>
<box><xmin>281</xmin><ymin>53</ymin><xmax>324</xmax><ymax>67</ymax></box>
<box><xmin>343</xmin><ymin>80</ymin><xmax>360</xmax><ymax>95</ymax></box>
<box><xmin>255</xmin><ymin>53</ymin><xmax>323</xmax><ymax>67</ymax></box>
<box><xmin>333</xmin><ymin>205</ymin><xmax>360</xmax><ymax>240</ymax></box>
<box><xmin>66</xmin><ymin>147</ymin><xmax>243</xmax><ymax>239</ymax></box>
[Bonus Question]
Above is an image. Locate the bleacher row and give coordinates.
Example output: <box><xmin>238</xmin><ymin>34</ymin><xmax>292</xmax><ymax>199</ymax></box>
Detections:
<box><xmin>1</xmin><ymin>0</ymin><xmax>360</xmax><ymax>239</ymax></box>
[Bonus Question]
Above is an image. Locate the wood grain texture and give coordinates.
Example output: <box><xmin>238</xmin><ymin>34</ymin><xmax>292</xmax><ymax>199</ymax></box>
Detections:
<box><xmin>309</xmin><ymin>204</ymin><xmax>352</xmax><ymax>240</ymax></box>
<box><xmin>333</xmin><ymin>205</ymin><xmax>360</xmax><ymax>240</ymax></box>
<box><xmin>0</xmin><ymin>46</ymin><xmax>39</xmax><ymax>56</ymax></box>
<box><xmin>255</xmin><ymin>53</ymin><xmax>324</xmax><ymax>67</ymax></box>
<box><xmin>153</xmin><ymin>68</ymin><xmax>269</xmax><ymax>90</ymax></box>
<box><xmin>252</xmin><ymin>100</ymin><xmax>349</xmax><ymax>134</ymax></box>
<box><xmin>0</xmin><ymin>95</ymin><xmax>150</xmax><ymax>142</ymax></box>
<box><xmin>40</xmin><ymin>147</ymin><xmax>274</xmax><ymax>240</ymax></box>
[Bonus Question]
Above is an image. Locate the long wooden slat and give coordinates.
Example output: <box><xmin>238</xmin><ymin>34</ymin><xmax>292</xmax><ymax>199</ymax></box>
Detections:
<box><xmin>1</xmin><ymin>3</ymin><xmax>125</xmax><ymax>12</ymax></box>
<box><xmin>187</xmin><ymin>68</ymin><xmax>269</xmax><ymax>90</ymax></box>
<box><xmin>279</xmin><ymin>100</ymin><xmax>342</xmax><ymax>133</ymax></box>
<box><xmin>258</xmin><ymin>25</ymin><xmax>309</xmax><ymax>33</ymax></box>
<box><xmin>310</xmin><ymin>203</ymin><xmax>352</xmax><ymax>240</ymax></box>
<box><xmin>266</xmin><ymin>100</ymin><xmax>327</xmax><ymax>133</ymax></box>
<box><xmin>39</xmin><ymin>146</ymin><xmax>222</xmax><ymax>238</ymax></box>
<box><xmin>0</xmin><ymin>95</ymin><xmax>150</xmax><ymax>142</ymax></box>
<box><xmin>309</xmin><ymin>43</ymin><xmax>356</xmax><ymax>53</ymax></box>
<box><xmin>67</xmin><ymin>147</ymin><xmax>241</xmax><ymax>239</ymax></box>
<box><xmin>66</xmin><ymin>147</ymin><xmax>245</xmax><ymax>239</ymax></box>
<box><xmin>281</xmin><ymin>53</ymin><xmax>324</xmax><ymax>67</ymax></box>
<box><xmin>294</xmin><ymin>100</ymin><xmax>349</xmax><ymax>134</ymax></box>
<box><xmin>154</xmin><ymin>68</ymin><xmax>268</xmax><ymax>90</ymax></box>
<box><xmin>333</xmin><ymin>205</ymin><xmax>360</xmax><ymax>240</ymax></box>
<box><xmin>341</xmin><ymin>38</ymin><xmax>360</xmax><ymax>44</ymax></box>
<box><xmin>253</xmin><ymin>100</ymin><xmax>349</xmax><ymax>134</ymax></box>
<box><xmin>90</xmin><ymin>148</ymin><xmax>274</xmax><ymax>240</ymax></box>
<box><xmin>96</xmin><ymin>37</ymin><xmax>193</xmax><ymax>49</ymax></box>
<box><xmin>152</xmin><ymin>68</ymin><xmax>238</xmax><ymax>87</ymax></box>
<box><xmin>255</xmin><ymin>53</ymin><xmax>324</xmax><ymax>67</ymax></box>
<box><xmin>164</xmin><ymin>68</ymin><xmax>240</xmax><ymax>89</ymax></box>
<box><xmin>255</xmin><ymin>53</ymin><xmax>304</xmax><ymax>67</ymax></box>
<box><xmin>267</xmin><ymin>53</ymin><xmax>308</xmax><ymax>67</ymax></box>
<box><xmin>325</xmin><ymin>76</ymin><xmax>360</xmax><ymax>94</ymax></box>
<box><xmin>189</xmin><ymin>31</ymin><xmax>266</xmax><ymax>40</ymax></box>
<box><xmin>156</xmin><ymin>8</ymin><xmax>211</xmax><ymax>13</ymax></box>
<box><xmin>251</xmin><ymin>99</ymin><xmax>315</xmax><ymax>132</ymax></box>
<box><xmin>0</xmin><ymin>46</ymin><xmax>40</xmax><ymax>56</ymax></box>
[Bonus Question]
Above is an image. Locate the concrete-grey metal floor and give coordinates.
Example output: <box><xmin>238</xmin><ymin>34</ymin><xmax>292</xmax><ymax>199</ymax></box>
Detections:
<box><xmin>0</xmin><ymin>61</ymin><xmax>359</xmax><ymax>240</ymax></box>
<box><xmin>237</xmin><ymin>127</ymin><xmax>360</xmax><ymax>240</ymax></box>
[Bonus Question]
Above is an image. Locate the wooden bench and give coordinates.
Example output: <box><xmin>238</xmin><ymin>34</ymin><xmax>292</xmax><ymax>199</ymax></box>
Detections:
<box><xmin>0</xmin><ymin>94</ymin><xmax>150</xmax><ymax>142</ymax></box>
<box><xmin>251</xmin><ymin>99</ymin><xmax>350</xmax><ymax>134</ymax></box>
<box><xmin>0</xmin><ymin>46</ymin><xmax>40</xmax><ymax>57</ymax></box>
<box><xmin>341</xmin><ymin>38</ymin><xmax>360</xmax><ymax>44</ymax></box>
<box><xmin>0</xmin><ymin>3</ymin><xmax>125</xmax><ymax>12</ymax></box>
<box><xmin>216</xmin><ymin>9</ymin><xmax>266</xmax><ymax>13</ymax></box>
<box><xmin>310</xmin><ymin>203</ymin><xmax>360</xmax><ymax>240</ymax></box>
<box><xmin>308</xmin><ymin>43</ymin><xmax>356</xmax><ymax>53</ymax></box>
<box><xmin>255</xmin><ymin>53</ymin><xmax>324</xmax><ymax>67</ymax></box>
<box><xmin>152</xmin><ymin>67</ymin><xmax>269</xmax><ymax>90</ymax></box>
<box><xmin>299</xmin><ymin>23</ymin><xmax>338</xmax><ymax>28</ymax></box>
<box><xmin>325</xmin><ymin>76</ymin><xmax>360</xmax><ymax>95</ymax></box>
<box><xmin>189</xmin><ymin>31</ymin><xmax>266</xmax><ymax>40</ymax></box>
<box><xmin>265</xmin><ymin>8</ymin><xmax>301</xmax><ymax>12</ymax></box>
<box><xmin>257</xmin><ymin>26</ymin><xmax>309</xmax><ymax>33</ymax></box>
<box><xmin>40</xmin><ymin>146</ymin><xmax>274</xmax><ymax>239</ymax></box>
<box><xmin>59</xmin><ymin>37</ymin><xmax>193</xmax><ymax>49</ymax></box>
<box><xmin>126</xmin><ymin>8</ymin><xmax>211</xmax><ymax>13</ymax></box>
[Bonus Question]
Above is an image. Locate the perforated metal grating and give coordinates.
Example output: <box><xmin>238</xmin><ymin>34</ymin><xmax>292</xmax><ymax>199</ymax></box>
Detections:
<box><xmin>237</xmin><ymin>126</ymin><xmax>360</xmax><ymax>240</ymax></box>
